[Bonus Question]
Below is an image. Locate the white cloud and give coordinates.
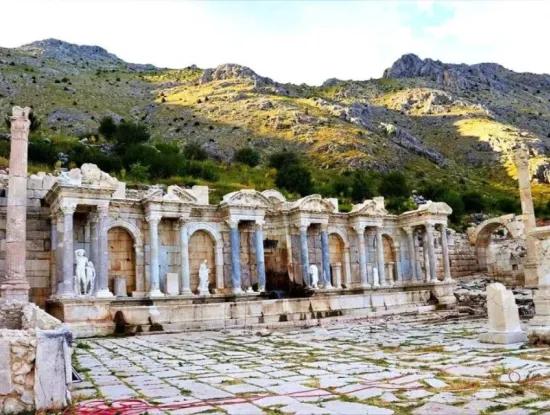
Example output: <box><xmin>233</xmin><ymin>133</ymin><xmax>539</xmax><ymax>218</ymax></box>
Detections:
<box><xmin>0</xmin><ymin>0</ymin><xmax>547</xmax><ymax>84</ymax></box>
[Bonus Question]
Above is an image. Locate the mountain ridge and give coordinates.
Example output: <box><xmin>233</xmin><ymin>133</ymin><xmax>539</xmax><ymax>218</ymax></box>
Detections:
<box><xmin>0</xmin><ymin>38</ymin><xmax>548</xmax><ymax>211</ymax></box>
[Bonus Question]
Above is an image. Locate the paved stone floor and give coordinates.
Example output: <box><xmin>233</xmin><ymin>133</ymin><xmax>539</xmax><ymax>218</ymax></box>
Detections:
<box><xmin>71</xmin><ymin>313</ymin><xmax>550</xmax><ymax>414</ymax></box>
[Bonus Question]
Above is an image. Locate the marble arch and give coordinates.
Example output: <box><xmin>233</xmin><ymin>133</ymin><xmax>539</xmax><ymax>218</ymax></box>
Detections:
<box><xmin>106</xmin><ymin>219</ymin><xmax>144</xmax><ymax>294</ymax></box>
<box><xmin>184</xmin><ymin>222</ymin><xmax>224</xmax><ymax>291</ymax></box>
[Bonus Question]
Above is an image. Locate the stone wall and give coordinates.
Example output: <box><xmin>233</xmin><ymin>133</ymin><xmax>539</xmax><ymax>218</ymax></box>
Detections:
<box><xmin>0</xmin><ymin>300</ymin><xmax>72</xmax><ymax>414</ymax></box>
<box><xmin>0</xmin><ymin>173</ymin><xmax>55</xmax><ymax>307</ymax></box>
<box><xmin>447</xmin><ymin>232</ymin><xmax>480</xmax><ymax>278</ymax></box>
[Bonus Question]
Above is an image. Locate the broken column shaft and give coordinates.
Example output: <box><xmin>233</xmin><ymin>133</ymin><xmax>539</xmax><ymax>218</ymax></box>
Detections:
<box><xmin>0</xmin><ymin>106</ymin><xmax>31</xmax><ymax>301</ymax></box>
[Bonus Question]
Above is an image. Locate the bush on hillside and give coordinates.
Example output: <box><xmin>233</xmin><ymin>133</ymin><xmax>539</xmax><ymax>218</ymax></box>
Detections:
<box><xmin>350</xmin><ymin>171</ymin><xmax>376</xmax><ymax>203</ymax></box>
<box><xmin>183</xmin><ymin>143</ymin><xmax>208</xmax><ymax>161</ymax></box>
<box><xmin>268</xmin><ymin>150</ymin><xmax>300</xmax><ymax>169</ymax></box>
<box><xmin>275</xmin><ymin>163</ymin><xmax>313</xmax><ymax>196</ymax></box>
<box><xmin>113</xmin><ymin>121</ymin><xmax>150</xmax><ymax>148</ymax></box>
<box><xmin>98</xmin><ymin>116</ymin><xmax>117</xmax><ymax>139</ymax></box>
<box><xmin>379</xmin><ymin>172</ymin><xmax>409</xmax><ymax>198</ymax></box>
<box><xmin>234</xmin><ymin>147</ymin><xmax>260</xmax><ymax>167</ymax></box>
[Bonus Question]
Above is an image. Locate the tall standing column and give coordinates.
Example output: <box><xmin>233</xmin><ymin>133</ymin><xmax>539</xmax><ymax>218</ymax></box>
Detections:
<box><xmin>320</xmin><ymin>225</ymin><xmax>332</xmax><ymax>288</ymax></box>
<box><xmin>425</xmin><ymin>223</ymin><xmax>437</xmax><ymax>282</ymax></box>
<box><xmin>299</xmin><ymin>225</ymin><xmax>310</xmax><ymax>287</ymax></box>
<box><xmin>58</xmin><ymin>204</ymin><xmax>76</xmax><ymax>297</ymax></box>
<box><xmin>1</xmin><ymin>107</ymin><xmax>31</xmax><ymax>301</ymax></box>
<box><xmin>513</xmin><ymin>147</ymin><xmax>539</xmax><ymax>287</ymax></box>
<box><xmin>404</xmin><ymin>227</ymin><xmax>418</xmax><ymax>282</ymax></box>
<box><xmin>343</xmin><ymin>248</ymin><xmax>352</xmax><ymax>288</ymax></box>
<box><xmin>146</xmin><ymin>213</ymin><xmax>164</xmax><ymax>297</ymax></box>
<box><xmin>95</xmin><ymin>205</ymin><xmax>113</xmax><ymax>297</ymax></box>
<box><xmin>229</xmin><ymin>220</ymin><xmax>243</xmax><ymax>294</ymax></box>
<box><xmin>50</xmin><ymin>214</ymin><xmax>57</xmax><ymax>297</ymax></box>
<box><xmin>89</xmin><ymin>214</ymin><xmax>99</xmax><ymax>278</ymax></box>
<box><xmin>179</xmin><ymin>219</ymin><xmax>191</xmax><ymax>295</ymax></box>
<box><xmin>375</xmin><ymin>226</ymin><xmax>387</xmax><ymax>286</ymax></box>
<box><xmin>353</xmin><ymin>225</ymin><xmax>369</xmax><ymax>288</ymax></box>
<box><xmin>440</xmin><ymin>224</ymin><xmax>452</xmax><ymax>281</ymax></box>
<box><xmin>254</xmin><ymin>220</ymin><xmax>266</xmax><ymax>292</ymax></box>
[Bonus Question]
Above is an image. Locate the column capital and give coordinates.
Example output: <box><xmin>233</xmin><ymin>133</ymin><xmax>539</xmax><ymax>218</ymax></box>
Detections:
<box><xmin>97</xmin><ymin>204</ymin><xmax>109</xmax><ymax>217</ymax></box>
<box><xmin>59</xmin><ymin>202</ymin><xmax>76</xmax><ymax>216</ymax></box>
<box><xmin>146</xmin><ymin>212</ymin><xmax>162</xmax><ymax>225</ymax></box>
<box><xmin>403</xmin><ymin>226</ymin><xmax>414</xmax><ymax>236</ymax></box>
<box><xmin>226</xmin><ymin>219</ymin><xmax>239</xmax><ymax>229</ymax></box>
<box><xmin>352</xmin><ymin>224</ymin><xmax>364</xmax><ymax>235</ymax></box>
<box><xmin>298</xmin><ymin>224</ymin><xmax>309</xmax><ymax>233</ymax></box>
<box><xmin>320</xmin><ymin>223</ymin><xmax>329</xmax><ymax>233</ymax></box>
<box><xmin>178</xmin><ymin>216</ymin><xmax>188</xmax><ymax>225</ymax></box>
<box><xmin>254</xmin><ymin>219</ymin><xmax>265</xmax><ymax>230</ymax></box>
<box><xmin>425</xmin><ymin>222</ymin><xmax>435</xmax><ymax>232</ymax></box>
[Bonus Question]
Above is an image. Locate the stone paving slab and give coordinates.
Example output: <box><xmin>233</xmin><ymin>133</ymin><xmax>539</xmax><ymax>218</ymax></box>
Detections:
<box><xmin>70</xmin><ymin>312</ymin><xmax>550</xmax><ymax>414</ymax></box>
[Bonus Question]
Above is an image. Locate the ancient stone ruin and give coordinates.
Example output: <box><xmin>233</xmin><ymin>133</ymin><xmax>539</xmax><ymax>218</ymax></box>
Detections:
<box><xmin>0</xmin><ymin>107</ymin><xmax>73</xmax><ymax>414</ymax></box>
<box><xmin>479</xmin><ymin>282</ymin><xmax>526</xmax><ymax>344</ymax></box>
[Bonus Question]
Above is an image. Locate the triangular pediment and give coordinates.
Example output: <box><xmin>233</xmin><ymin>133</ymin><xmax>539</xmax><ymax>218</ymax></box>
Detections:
<box><xmin>290</xmin><ymin>194</ymin><xmax>335</xmax><ymax>213</ymax></box>
<box><xmin>164</xmin><ymin>185</ymin><xmax>198</xmax><ymax>203</ymax></box>
<box><xmin>350</xmin><ymin>197</ymin><xmax>388</xmax><ymax>216</ymax></box>
<box><xmin>221</xmin><ymin>189</ymin><xmax>271</xmax><ymax>208</ymax></box>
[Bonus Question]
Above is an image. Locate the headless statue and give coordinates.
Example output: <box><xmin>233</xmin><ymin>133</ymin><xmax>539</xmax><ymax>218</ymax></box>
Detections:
<box><xmin>198</xmin><ymin>260</ymin><xmax>210</xmax><ymax>295</ymax></box>
<box><xmin>309</xmin><ymin>264</ymin><xmax>319</xmax><ymax>289</ymax></box>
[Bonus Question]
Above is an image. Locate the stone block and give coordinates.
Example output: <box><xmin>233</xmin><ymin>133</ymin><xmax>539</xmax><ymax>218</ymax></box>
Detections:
<box><xmin>166</xmin><ymin>273</ymin><xmax>179</xmax><ymax>295</ymax></box>
<box><xmin>0</xmin><ymin>339</ymin><xmax>13</xmax><ymax>394</ymax></box>
<box><xmin>480</xmin><ymin>283</ymin><xmax>526</xmax><ymax>344</ymax></box>
<box><xmin>114</xmin><ymin>277</ymin><xmax>128</xmax><ymax>297</ymax></box>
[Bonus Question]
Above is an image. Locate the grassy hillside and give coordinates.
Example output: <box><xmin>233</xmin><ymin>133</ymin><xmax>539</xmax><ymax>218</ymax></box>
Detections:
<box><xmin>0</xmin><ymin>40</ymin><xmax>548</xmax><ymax>226</ymax></box>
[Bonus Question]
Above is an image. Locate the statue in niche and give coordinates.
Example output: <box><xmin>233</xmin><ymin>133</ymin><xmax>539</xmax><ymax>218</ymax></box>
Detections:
<box><xmin>198</xmin><ymin>260</ymin><xmax>210</xmax><ymax>295</ymax></box>
<box><xmin>85</xmin><ymin>260</ymin><xmax>96</xmax><ymax>295</ymax></box>
<box><xmin>74</xmin><ymin>249</ymin><xmax>95</xmax><ymax>295</ymax></box>
<box><xmin>309</xmin><ymin>264</ymin><xmax>319</xmax><ymax>289</ymax></box>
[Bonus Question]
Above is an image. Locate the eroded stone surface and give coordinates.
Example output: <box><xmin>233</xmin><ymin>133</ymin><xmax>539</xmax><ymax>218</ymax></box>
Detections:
<box><xmin>71</xmin><ymin>313</ymin><xmax>550</xmax><ymax>414</ymax></box>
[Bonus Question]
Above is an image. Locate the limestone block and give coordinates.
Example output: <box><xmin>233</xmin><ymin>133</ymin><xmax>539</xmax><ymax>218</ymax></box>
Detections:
<box><xmin>0</xmin><ymin>339</ymin><xmax>13</xmax><ymax>394</ymax></box>
<box><xmin>166</xmin><ymin>273</ymin><xmax>179</xmax><ymax>295</ymax></box>
<box><xmin>114</xmin><ymin>277</ymin><xmax>128</xmax><ymax>297</ymax></box>
<box><xmin>480</xmin><ymin>283</ymin><xmax>526</xmax><ymax>344</ymax></box>
<box><xmin>34</xmin><ymin>329</ymin><xmax>71</xmax><ymax>410</ymax></box>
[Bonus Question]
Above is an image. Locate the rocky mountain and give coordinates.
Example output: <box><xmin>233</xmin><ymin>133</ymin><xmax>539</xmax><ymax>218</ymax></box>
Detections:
<box><xmin>0</xmin><ymin>39</ymin><xmax>548</xmax><ymax>204</ymax></box>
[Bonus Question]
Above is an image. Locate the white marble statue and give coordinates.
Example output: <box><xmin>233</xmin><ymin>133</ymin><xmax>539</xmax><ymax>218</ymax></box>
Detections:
<box><xmin>198</xmin><ymin>260</ymin><xmax>210</xmax><ymax>295</ymax></box>
<box><xmin>85</xmin><ymin>261</ymin><xmax>96</xmax><ymax>295</ymax></box>
<box><xmin>74</xmin><ymin>249</ymin><xmax>94</xmax><ymax>296</ymax></box>
<box><xmin>309</xmin><ymin>264</ymin><xmax>319</xmax><ymax>289</ymax></box>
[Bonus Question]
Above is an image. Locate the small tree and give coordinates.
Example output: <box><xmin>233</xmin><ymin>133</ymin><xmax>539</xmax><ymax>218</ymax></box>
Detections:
<box><xmin>234</xmin><ymin>147</ymin><xmax>260</xmax><ymax>167</ymax></box>
<box><xmin>113</xmin><ymin>121</ymin><xmax>150</xmax><ymax>150</ymax></box>
<box><xmin>275</xmin><ymin>163</ymin><xmax>313</xmax><ymax>196</ymax></box>
<box><xmin>98</xmin><ymin>116</ymin><xmax>117</xmax><ymax>139</ymax></box>
<box><xmin>268</xmin><ymin>150</ymin><xmax>300</xmax><ymax>169</ymax></box>
<box><xmin>351</xmin><ymin>171</ymin><xmax>375</xmax><ymax>203</ymax></box>
<box><xmin>379</xmin><ymin>172</ymin><xmax>409</xmax><ymax>198</ymax></box>
<box><xmin>183</xmin><ymin>142</ymin><xmax>208</xmax><ymax>161</ymax></box>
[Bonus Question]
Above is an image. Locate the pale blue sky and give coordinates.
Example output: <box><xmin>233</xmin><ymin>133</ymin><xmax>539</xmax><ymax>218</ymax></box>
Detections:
<box><xmin>1</xmin><ymin>1</ymin><xmax>548</xmax><ymax>84</ymax></box>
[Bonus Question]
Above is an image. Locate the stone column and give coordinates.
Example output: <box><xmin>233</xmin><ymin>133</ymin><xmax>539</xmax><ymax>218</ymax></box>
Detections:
<box><xmin>89</xmin><ymin>214</ymin><xmax>99</xmax><ymax>279</ymax></box>
<box><xmin>299</xmin><ymin>225</ymin><xmax>310</xmax><ymax>287</ymax></box>
<box><xmin>375</xmin><ymin>226</ymin><xmax>387</xmax><ymax>286</ymax></box>
<box><xmin>320</xmin><ymin>225</ymin><xmax>332</xmax><ymax>288</ymax></box>
<box><xmin>95</xmin><ymin>205</ymin><xmax>113</xmax><ymax>298</ymax></box>
<box><xmin>343</xmin><ymin>248</ymin><xmax>352</xmax><ymax>288</ymax></box>
<box><xmin>254</xmin><ymin>220</ymin><xmax>266</xmax><ymax>292</ymax></box>
<box><xmin>229</xmin><ymin>220</ymin><xmax>243</xmax><ymax>294</ymax></box>
<box><xmin>1</xmin><ymin>107</ymin><xmax>31</xmax><ymax>301</ymax></box>
<box><xmin>387</xmin><ymin>262</ymin><xmax>395</xmax><ymax>285</ymax></box>
<box><xmin>353</xmin><ymin>225</ymin><xmax>369</xmax><ymax>288</ymax></box>
<box><xmin>404</xmin><ymin>227</ymin><xmax>418</xmax><ymax>282</ymax></box>
<box><xmin>425</xmin><ymin>223</ymin><xmax>437</xmax><ymax>282</ymax></box>
<box><xmin>179</xmin><ymin>219</ymin><xmax>191</xmax><ymax>295</ymax></box>
<box><xmin>58</xmin><ymin>204</ymin><xmax>76</xmax><ymax>297</ymax></box>
<box><xmin>331</xmin><ymin>263</ymin><xmax>342</xmax><ymax>288</ymax></box>
<box><xmin>513</xmin><ymin>147</ymin><xmax>539</xmax><ymax>287</ymax></box>
<box><xmin>49</xmin><ymin>214</ymin><xmax>57</xmax><ymax>296</ymax></box>
<box><xmin>440</xmin><ymin>224</ymin><xmax>452</xmax><ymax>281</ymax></box>
<box><xmin>146</xmin><ymin>213</ymin><xmax>164</xmax><ymax>297</ymax></box>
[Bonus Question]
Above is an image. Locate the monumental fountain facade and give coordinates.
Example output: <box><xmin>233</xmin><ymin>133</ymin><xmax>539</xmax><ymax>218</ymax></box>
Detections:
<box><xmin>0</xmin><ymin>158</ymin><xmax>457</xmax><ymax>336</ymax></box>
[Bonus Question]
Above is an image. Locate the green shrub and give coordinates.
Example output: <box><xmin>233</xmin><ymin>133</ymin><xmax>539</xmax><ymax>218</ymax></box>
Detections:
<box><xmin>113</xmin><ymin>121</ymin><xmax>150</xmax><ymax>149</ymax></box>
<box><xmin>98</xmin><ymin>116</ymin><xmax>117</xmax><ymax>139</ymax></box>
<box><xmin>28</xmin><ymin>138</ymin><xmax>57</xmax><ymax>165</ymax></box>
<box><xmin>493</xmin><ymin>196</ymin><xmax>521</xmax><ymax>214</ymax></box>
<box><xmin>440</xmin><ymin>190</ymin><xmax>465</xmax><ymax>223</ymax></box>
<box><xmin>351</xmin><ymin>171</ymin><xmax>375</xmax><ymax>203</ymax></box>
<box><xmin>128</xmin><ymin>162</ymin><xmax>150</xmax><ymax>182</ymax></box>
<box><xmin>268</xmin><ymin>150</ymin><xmax>300</xmax><ymax>169</ymax></box>
<box><xmin>379</xmin><ymin>172</ymin><xmax>409</xmax><ymax>198</ymax></box>
<box><xmin>275</xmin><ymin>163</ymin><xmax>313</xmax><ymax>196</ymax></box>
<box><xmin>183</xmin><ymin>143</ymin><xmax>208</xmax><ymax>161</ymax></box>
<box><xmin>234</xmin><ymin>147</ymin><xmax>260</xmax><ymax>167</ymax></box>
<box><xmin>462</xmin><ymin>190</ymin><xmax>486</xmax><ymax>213</ymax></box>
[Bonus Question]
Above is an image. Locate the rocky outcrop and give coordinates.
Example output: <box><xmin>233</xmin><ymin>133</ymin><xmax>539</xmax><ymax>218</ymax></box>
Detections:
<box><xmin>380</xmin><ymin>123</ymin><xmax>446</xmax><ymax>166</ymax></box>
<box><xmin>534</xmin><ymin>162</ymin><xmax>550</xmax><ymax>183</ymax></box>
<box><xmin>383</xmin><ymin>53</ymin><xmax>550</xmax><ymax>94</ymax></box>
<box><xmin>18</xmin><ymin>38</ymin><xmax>155</xmax><ymax>71</ymax></box>
<box><xmin>200</xmin><ymin>63</ymin><xmax>273</xmax><ymax>86</ymax></box>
